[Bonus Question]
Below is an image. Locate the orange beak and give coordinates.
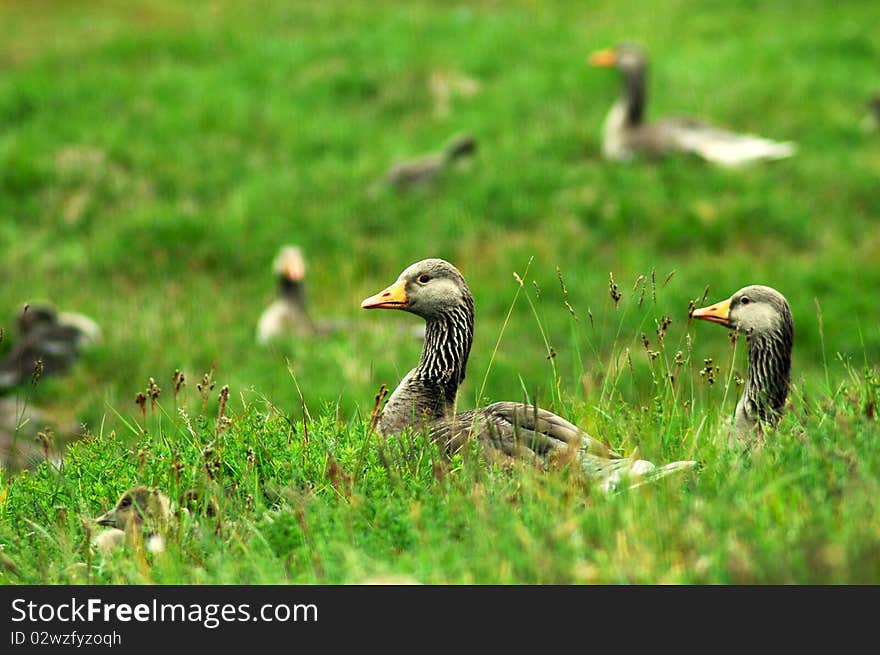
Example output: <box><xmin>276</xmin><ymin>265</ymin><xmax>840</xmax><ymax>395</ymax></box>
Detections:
<box><xmin>361</xmin><ymin>278</ymin><xmax>408</xmax><ymax>310</ymax></box>
<box><xmin>589</xmin><ymin>48</ymin><xmax>618</xmax><ymax>67</ymax></box>
<box><xmin>284</xmin><ymin>260</ymin><xmax>304</xmax><ymax>282</ymax></box>
<box><xmin>691</xmin><ymin>298</ymin><xmax>732</xmax><ymax>326</ymax></box>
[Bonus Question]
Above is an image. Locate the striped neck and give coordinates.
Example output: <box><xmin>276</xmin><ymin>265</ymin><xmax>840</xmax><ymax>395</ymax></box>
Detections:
<box><xmin>413</xmin><ymin>296</ymin><xmax>475</xmax><ymax>405</ymax></box>
<box><xmin>743</xmin><ymin>323</ymin><xmax>793</xmax><ymax>426</ymax></box>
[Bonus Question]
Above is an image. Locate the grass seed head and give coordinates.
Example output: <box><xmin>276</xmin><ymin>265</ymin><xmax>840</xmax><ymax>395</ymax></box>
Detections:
<box><xmin>609</xmin><ymin>272</ymin><xmax>621</xmax><ymax>308</ymax></box>
<box><xmin>135</xmin><ymin>391</ymin><xmax>147</xmax><ymax>418</ymax></box>
<box><xmin>31</xmin><ymin>357</ymin><xmax>44</xmax><ymax>387</ymax></box>
<box><xmin>147</xmin><ymin>377</ymin><xmax>161</xmax><ymax>410</ymax></box>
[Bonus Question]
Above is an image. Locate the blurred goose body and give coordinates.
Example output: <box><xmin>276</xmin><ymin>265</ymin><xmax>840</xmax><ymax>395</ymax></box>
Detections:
<box><xmin>385</xmin><ymin>134</ymin><xmax>477</xmax><ymax>192</ymax></box>
<box><xmin>91</xmin><ymin>486</ymin><xmax>171</xmax><ymax>554</ymax></box>
<box><xmin>362</xmin><ymin>258</ymin><xmax>694</xmax><ymax>490</ymax></box>
<box><xmin>692</xmin><ymin>285</ymin><xmax>793</xmax><ymax>444</ymax></box>
<box><xmin>0</xmin><ymin>303</ymin><xmax>101</xmax><ymax>390</ymax></box>
<box><xmin>589</xmin><ymin>45</ymin><xmax>796</xmax><ymax>167</ymax></box>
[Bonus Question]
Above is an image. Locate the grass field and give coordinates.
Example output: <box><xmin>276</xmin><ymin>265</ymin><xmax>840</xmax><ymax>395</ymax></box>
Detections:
<box><xmin>1</xmin><ymin>0</ymin><xmax>879</xmax><ymax>584</ymax></box>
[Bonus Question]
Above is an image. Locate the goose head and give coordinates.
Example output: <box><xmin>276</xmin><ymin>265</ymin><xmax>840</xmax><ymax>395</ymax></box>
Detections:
<box><xmin>361</xmin><ymin>258</ymin><xmax>472</xmax><ymax>322</ymax></box>
<box><xmin>589</xmin><ymin>43</ymin><xmax>646</xmax><ymax>76</ymax></box>
<box><xmin>691</xmin><ymin>285</ymin><xmax>792</xmax><ymax>338</ymax></box>
<box><xmin>274</xmin><ymin>246</ymin><xmax>306</xmax><ymax>289</ymax></box>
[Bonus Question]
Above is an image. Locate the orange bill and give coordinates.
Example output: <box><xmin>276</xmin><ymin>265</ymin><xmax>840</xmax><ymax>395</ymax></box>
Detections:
<box><xmin>284</xmin><ymin>259</ymin><xmax>304</xmax><ymax>282</ymax></box>
<box><xmin>589</xmin><ymin>48</ymin><xmax>618</xmax><ymax>67</ymax></box>
<box><xmin>691</xmin><ymin>298</ymin><xmax>732</xmax><ymax>326</ymax></box>
<box><xmin>361</xmin><ymin>278</ymin><xmax>408</xmax><ymax>310</ymax></box>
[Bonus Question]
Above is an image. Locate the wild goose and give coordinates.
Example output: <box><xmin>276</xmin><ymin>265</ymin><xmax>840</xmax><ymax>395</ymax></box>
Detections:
<box><xmin>691</xmin><ymin>285</ymin><xmax>793</xmax><ymax>443</ymax></box>
<box><xmin>0</xmin><ymin>303</ymin><xmax>101</xmax><ymax>391</ymax></box>
<box><xmin>384</xmin><ymin>134</ymin><xmax>477</xmax><ymax>192</ymax></box>
<box><xmin>91</xmin><ymin>486</ymin><xmax>171</xmax><ymax>554</ymax></box>
<box><xmin>589</xmin><ymin>44</ymin><xmax>796</xmax><ymax>167</ymax></box>
<box><xmin>257</xmin><ymin>246</ymin><xmax>316</xmax><ymax>344</ymax></box>
<box><xmin>361</xmin><ymin>258</ymin><xmax>695</xmax><ymax>490</ymax></box>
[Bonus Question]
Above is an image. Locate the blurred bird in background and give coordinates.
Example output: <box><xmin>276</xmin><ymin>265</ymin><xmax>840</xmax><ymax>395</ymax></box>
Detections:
<box><xmin>257</xmin><ymin>246</ymin><xmax>315</xmax><ymax>344</ymax></box>
<box><xmin>589</xmin><ymin>44</ymin><xmax>796</xmax><ymax>167</ymax></box>
<box><xmin>0</xmin><ymin>302</ymin><xmax>99</xmax><ymax>472</ymax></box>
<box><xmin>0</xmin><ymin>302</ymin><xmax>102</xmax><ymax>391</ymax></box>
<box><xmin>380</xmin><ymin>133</ymin><xmax>478</xmax><ymax>193</ymax></box>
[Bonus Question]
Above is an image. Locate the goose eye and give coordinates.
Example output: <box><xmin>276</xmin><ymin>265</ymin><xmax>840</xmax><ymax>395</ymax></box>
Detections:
<box><xmin>740</xmin><ymin>297</ymin><xmax>750</xmax><ymax>306</ymax></box>
<box><xmin>119</xmin><ymin>496</ymin><xmax>132</xmax><ymax>508</ymax></box>
<box><xmin>418</xmin><ymin>274</ymin><xmax>431</xmax><ymax>284</ymax></box>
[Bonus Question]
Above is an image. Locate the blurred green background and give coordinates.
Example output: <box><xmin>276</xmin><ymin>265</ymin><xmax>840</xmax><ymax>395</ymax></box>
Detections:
<box><xmin>1</xmin><ymin>0</ymin><xmax>878</xmax><ymax>444</ymax></box>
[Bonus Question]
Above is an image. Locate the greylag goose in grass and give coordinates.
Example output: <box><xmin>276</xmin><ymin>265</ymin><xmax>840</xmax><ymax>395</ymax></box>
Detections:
<box><xmin>91</xmin><ymin>486</ymin><xmax>171</xmax><ymax>554</ymax></box>
<box><xmin>589</xmin><ymin>44</ymin><xmax>796</xmax><ymax>167</ymax></box>
<box><xmin>691</xmin><ymin>285</ymin><xmax>793</xmax><ymax>444</ymax></box>
<box><xmin>257</xmin><ymin>246</ymin><xmax>316</xmax><ymax>344</ymax></box>
<box><xmin>384</xmin><ymin>134</ymin><xmax>477</xmax><ymax>192</ymax></box>
<box><xmin>361</xmin><ymin>258</ymin><xmax>695</xmax><ymax>491</ymax></box>
<box><xmin>0</xmin><ymin>303</ymin><xmax>101</xmax><ymax>391</ymax></box>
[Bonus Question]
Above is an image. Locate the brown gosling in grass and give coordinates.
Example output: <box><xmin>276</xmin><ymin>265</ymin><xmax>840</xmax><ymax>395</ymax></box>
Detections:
<box><xmin>691</xmin><ymin>285</ymin><xmax>793</xmax><ymax>446</ymax></box>
<box><xmin>91</xmin><ymin>486</ymin><xmax>171</xmax><ymax>554</ymax></box>
<box><xmin>362</xmin><ymin>258</ymin><xmax>695</xmax><ymax>491</ymax></box>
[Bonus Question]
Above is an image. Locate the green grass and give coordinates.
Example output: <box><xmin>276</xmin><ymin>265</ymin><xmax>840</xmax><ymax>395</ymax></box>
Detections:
<box><xmin>1</xmin><ymin>0</ymin><xmax>879</xmax><ymax>584</ymax></box>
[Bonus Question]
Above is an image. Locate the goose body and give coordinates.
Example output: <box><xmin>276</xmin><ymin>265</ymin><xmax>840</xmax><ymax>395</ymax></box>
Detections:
<box><xmin>590</xmin><ymin>45</ymin><xmax>796</xmax><ymax>167</ymax></box>
<box><xmin>0</xmin><ymin>303</ymin><xmax>101</xmax><ymax>391</ymax></box>
<box><xmin>362</xmin><ymin>258</ymin><xmax>694</xmax><ymax>489</ymax></box>
<box><xmin>385</xmin><ymin>134</ymin><xmax>477</xmax><ymax>192</ymax></box>
<box><xmin>692</xmin><ymin>285</ymin><xmax>793</xmax><ymax>443</ymax></box>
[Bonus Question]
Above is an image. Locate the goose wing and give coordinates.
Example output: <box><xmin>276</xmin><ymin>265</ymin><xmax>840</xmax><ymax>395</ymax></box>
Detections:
<box><xmin>429</xmin><ymin>401</ymin><xmax>696</xmax><ymax>491</ymax></box>
<box><xmin>429</xmin><ymin>401</ymin><xmax>617</xmax><ymax>459</ymax></box>
<box><xmin>651</xmin><ymin>117</ymin><xmax>796</xmax><ymax>166</ymax></box>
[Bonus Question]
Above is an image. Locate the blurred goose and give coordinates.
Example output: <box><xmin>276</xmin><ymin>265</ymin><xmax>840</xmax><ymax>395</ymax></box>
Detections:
<box><xmin>384</xmin><ymin>134</ymin><xmax>477</xmax><ymax>192</ymax></box>
<box><xmin>257</xmin><ymin>246</ymin><xmax>316</xmax><ymax>344</ymax></box>
<box><xmin>91</xmin><ymin>486</ymin><xmax>171</xmax><ymax>554</ymax></box>
<box><xmin>589</xmin><ymin>45</ymin><xmax>796</xmax><ymax>167</ymax></box>
<box><xmin>0</xmin><ymin>303</ymin><xmax>101</xmax><ymax>391</ymax></box>
<box><xmin>691</xmin><ymin>285</ymin><xmax>793</xmax><ymax>443</ymax></box>
<box><xmin>362</xmin><ymin>258</ymin><xmax>694</xmax><ymax>490</ymax></box>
